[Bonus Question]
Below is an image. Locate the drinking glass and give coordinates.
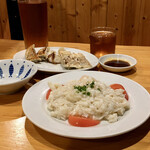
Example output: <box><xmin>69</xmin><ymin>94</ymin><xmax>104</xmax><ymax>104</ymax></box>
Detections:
<box><xmin>89</xmin><ymin>27</ymin><xmax>116</xmax><ymax>58</ymax></box>
<box><xmin>18</xmin><ymin>0</ymin><xmax>48</xmax><ymax>48</ymax></box>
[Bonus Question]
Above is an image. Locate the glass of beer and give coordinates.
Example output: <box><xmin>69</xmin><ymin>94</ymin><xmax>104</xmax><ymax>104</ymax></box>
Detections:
<box><xmin>89</xmin><ymin>27</ymin><xmax>116</xmax><ymax>58</ymax></box>
<box><xmin>18</xmin><ymin>0</ymin><xmax>48</xmax><ymax>48</ymax></box>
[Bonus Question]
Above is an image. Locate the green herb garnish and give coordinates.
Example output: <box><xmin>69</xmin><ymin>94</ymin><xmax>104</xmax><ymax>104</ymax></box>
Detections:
<box><xmin>97</xmin><ymin>88</ymin><xmax>101</xmax><ymax>91</ymax></box>
<box><xmin>74</xmin><ymin>85</ymin><xmax>87</xmax><ymax>92</ymax></box>
<box><xmin>90</xmin><ymin>81</ymin><xmax>95</xmax><ymax>88</ymax></box>
<box><xmin>74</xmin><ymin>81</ymin><xmax>95</xmax><ymax>96</ymax></box>
<box><xmin>82</xmin><ymin>92</ymin><xmax>86</xmax><ymax>95</ymax></box>
<box><xmin>87</xmin><ymin>92</ymin><xmax>91</xmax><ymax>96</ymax></box>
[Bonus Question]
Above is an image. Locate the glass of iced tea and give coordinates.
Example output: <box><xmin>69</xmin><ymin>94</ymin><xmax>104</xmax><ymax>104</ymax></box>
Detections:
<box><xmin>89</xmin><ymin>27</ymin><xmax>116</xmax><ymax>58</ymax></box>
<box><xmin>18</xmin><ymin>0</ymin><xmax>48</xmax><ymax>48</ymax></box>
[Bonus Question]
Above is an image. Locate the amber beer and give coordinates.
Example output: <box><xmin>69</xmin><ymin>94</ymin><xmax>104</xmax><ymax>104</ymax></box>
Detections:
<box><xmin>18</xmin><ymin>0</ymin><xmax>48</xmax><ymax>48</ymax></box>
<box><xmin>90</xmin><ymin>27</ymin><xmax>116</xmax><ymax>58</ymax></box>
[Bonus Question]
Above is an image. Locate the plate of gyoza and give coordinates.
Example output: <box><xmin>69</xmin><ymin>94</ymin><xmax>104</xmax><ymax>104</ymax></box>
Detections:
<box><xmin>13</xmin><ymin>45</ymin><xmax>99</xmax><ymax>73</ymax></box>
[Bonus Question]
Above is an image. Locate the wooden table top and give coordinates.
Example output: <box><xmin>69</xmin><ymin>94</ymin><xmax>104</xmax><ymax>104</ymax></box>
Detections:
<box><xmin>0</xmin><ymin>39</ymin><xmax>150</xmax><ymax>150</ymax></box>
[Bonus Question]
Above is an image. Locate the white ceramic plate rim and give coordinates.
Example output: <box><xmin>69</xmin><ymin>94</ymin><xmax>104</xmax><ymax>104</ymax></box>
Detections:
<box><xmin>22</xmin><ymin>71</ymin><xmax>150</xmax><ymax>139</ymax></box>
<box><xmin>99</xmin><ymin>54</ymin><xmax>137</xmax><ymax>70</ymax></box>
<box><xmin>13</xmin><ymin>47</ymin><xmax>99</xmax><ymax>73</ymax></box>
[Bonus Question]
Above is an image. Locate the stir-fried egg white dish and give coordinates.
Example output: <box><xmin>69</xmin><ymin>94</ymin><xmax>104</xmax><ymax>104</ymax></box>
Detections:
<box><xmin>47</xmin><ymin>75</ymin><xmax>130</xmax><ymax>125</ymax></box>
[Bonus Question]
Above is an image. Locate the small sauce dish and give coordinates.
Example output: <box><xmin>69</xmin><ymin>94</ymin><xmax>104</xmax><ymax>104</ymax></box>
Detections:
<box><xmin>99</xmin><ymin>54</ymin><xmax>137</xmax><ymax>72</ymax></box>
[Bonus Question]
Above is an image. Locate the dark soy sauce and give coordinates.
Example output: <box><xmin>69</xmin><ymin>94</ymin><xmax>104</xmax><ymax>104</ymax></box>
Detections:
<box><xmin>104</xmin><ymin>59</ymin><xmax>130</xmax><ymax>67</ymax></box>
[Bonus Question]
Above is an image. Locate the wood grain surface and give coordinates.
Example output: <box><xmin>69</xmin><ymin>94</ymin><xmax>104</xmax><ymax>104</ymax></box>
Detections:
<box><xmin>1</xmin><ymin>0</ymin><xmax>150</xmax><ymax>46</ymax></box>
<box><xmin>0</xmin><ymin>0</ymin><xmax>11</xmax><ymax>39</ymax></box>
<box><xmin>0</xmin><ymin>39</ymin><xmax>150</xmax><ymax>150</ymax></box>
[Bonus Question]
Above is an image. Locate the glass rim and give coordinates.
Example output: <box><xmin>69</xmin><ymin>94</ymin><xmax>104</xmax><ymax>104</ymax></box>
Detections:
<box><xmin>17</xmin><ymin>0</ymin><xmax>47</xmax><ymax>3</ymax></box>
<box><xmin>91</xmin><ymin>26</ymin><xmax>116</xmax><ymax>32</ymax></box>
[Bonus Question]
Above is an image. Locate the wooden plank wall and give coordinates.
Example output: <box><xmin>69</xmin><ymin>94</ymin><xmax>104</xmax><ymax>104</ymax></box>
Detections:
<box><xmin>47</xmin><ymin>0</ymin><xmax>150</xmax><ymax>46</ymax></box>
<box><xmin>0</xmin><ymin>0</ymin><xmax>11</xmax><ymax>39</ymax></box>
<box><xmin>0</xmin><ymin>0</ymin><xmax>150</xmax><ymax>46</ymax></box>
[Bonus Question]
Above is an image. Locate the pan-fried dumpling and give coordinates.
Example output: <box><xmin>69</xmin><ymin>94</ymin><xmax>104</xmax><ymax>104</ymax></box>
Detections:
<box><xmin>45</xmin><ymin>47</ymin><xmax>61</xmax><ymax>64</ymax></box>
<box><xmin>37</xmin><ymin>47</ymin><xmax>47</xmax><ymax>61</ymax></box>
<box><xmin>25</xmin><ymin>44</ymin><xmax>41</xmax><ymax>62</ymax></box>
<box><xmin>58</xmin><ymin>48</ymin><xmax>92</xmax><ymax>69</ymax></box>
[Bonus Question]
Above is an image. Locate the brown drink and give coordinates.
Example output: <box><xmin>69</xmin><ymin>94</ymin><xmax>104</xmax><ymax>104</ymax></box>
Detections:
<box><xmin>90</xmin><ymin>27</ymin><xmax>116</xmax><ymax>58</ymax></box>
<box><xmin>18</xmin><ymin>0</ymin><xmax>48</xmax><ymax>48</ymax></box>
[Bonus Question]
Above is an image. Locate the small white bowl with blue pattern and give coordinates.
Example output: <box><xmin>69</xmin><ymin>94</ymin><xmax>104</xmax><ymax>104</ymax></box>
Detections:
<box><xmin>0</xmin><ymin>59</ymin><xmax>37</xmax><ymax>94</ymax></box>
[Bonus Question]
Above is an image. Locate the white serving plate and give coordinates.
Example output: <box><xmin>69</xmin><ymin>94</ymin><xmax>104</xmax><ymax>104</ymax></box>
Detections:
<box><xmin>22</xmin><ymin>71</ymin><xmax>150</xmax><ymax>139</ymax></box>
<box><xmin>99</xmin><ymin>54</ymin><xmax>137</xmax><ymax>72</ymax></box>
<box><xmin>13</xmin><ymin>47</ymin><xmax>99</xmax><ymax>73</ymax></box>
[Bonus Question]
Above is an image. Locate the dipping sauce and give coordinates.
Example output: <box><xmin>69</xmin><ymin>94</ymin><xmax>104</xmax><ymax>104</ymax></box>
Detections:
<box><xmin>104</xmin><ymin>59</ymin><xmax>130</xmax><ymax>67</ymax></box>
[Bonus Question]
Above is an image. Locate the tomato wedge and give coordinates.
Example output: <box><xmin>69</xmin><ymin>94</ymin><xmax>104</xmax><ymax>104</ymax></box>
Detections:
<box><xmin>46</xmin><ymin>89</ymin><xmax>52</xmax><ymax>100</ymax></box>
<box><xmin>68</xmin><ymin>115</ymin><xmax>100</xmax><ymax>127</ymax></box>
<box><xmin>110</xmin><ymin>84</ymin><xmax>129</xmax><ymax>100</ymax></box>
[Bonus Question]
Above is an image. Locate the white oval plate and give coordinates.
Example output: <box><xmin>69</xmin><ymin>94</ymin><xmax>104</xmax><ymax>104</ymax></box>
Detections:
<box><xmin>22</xmin><ymin>71</ymin><xmax>150</xmax><ymax>139</ymax></box>
<box><xmin>99</xmin><ymin>54</ymin><xmax>137</xmax><ymax>72</ymax></box>
<box><xmin>13</xmin><ymin>47</ymin><xmax>99</xmax><ymax>73</ymax></box>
